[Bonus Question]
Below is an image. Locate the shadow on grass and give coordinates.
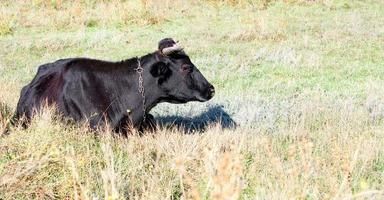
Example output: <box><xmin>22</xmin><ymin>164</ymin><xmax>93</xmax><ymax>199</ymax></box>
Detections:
<box><xmin>155</xmin><ymin>105</ymin><xmax>236</xmax><ymax>134</ymax></box>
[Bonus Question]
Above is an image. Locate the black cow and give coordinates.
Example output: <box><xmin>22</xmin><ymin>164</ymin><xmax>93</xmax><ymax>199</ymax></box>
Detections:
<box><xmin>14</xmin><ymin>38</ymin><xmax>215</xmax><ymax>134</ymax></box>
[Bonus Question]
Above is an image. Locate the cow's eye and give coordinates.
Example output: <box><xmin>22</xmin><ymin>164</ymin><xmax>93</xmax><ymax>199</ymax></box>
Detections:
<box><xmin>181</xmin><ymin>65</ymin><xmax>192</xmax><ymax>73</ymax></box>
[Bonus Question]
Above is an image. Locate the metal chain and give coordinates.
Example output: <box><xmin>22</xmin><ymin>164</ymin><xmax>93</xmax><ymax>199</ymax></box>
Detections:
<box><xmin>135</xmin><ymin>58</ymin><xmax>146</xmax><ymax>122</ymax></box>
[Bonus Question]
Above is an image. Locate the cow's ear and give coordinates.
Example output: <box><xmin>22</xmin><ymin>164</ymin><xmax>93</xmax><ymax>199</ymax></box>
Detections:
<box><xmin>150</xmin><ymin>62</ymin><xmax>169</xmax><ymax>77</ymax></box>
<box><xmin>158</xmin><ymin>38</ymin><xmax>176</xmax><ymax>52</ymax></box>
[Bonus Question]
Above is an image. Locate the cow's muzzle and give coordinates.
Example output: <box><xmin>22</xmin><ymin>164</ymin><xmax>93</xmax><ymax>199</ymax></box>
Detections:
<box><xmin>206</xmin><ymin>85</ymin><xmax>215</xmax><ymax>100</ymax></box>
<box><xmin>197</xmin><ymin>85</ymin><xmax>215</xmax><ymax>102</ymax></box>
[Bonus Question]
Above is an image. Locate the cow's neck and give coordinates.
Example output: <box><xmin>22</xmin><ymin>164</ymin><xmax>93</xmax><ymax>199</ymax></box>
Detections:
<box><xmin>120</xmin><ymin>53</ymin><xmax>164</xmax><ymax>126</ymax></box>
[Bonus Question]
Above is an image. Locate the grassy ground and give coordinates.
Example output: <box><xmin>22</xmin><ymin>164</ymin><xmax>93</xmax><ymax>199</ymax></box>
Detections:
<box><xmin>1</xmin><ymin>0</ymin><xmax>384</xmax><ymax>199</ymax></box>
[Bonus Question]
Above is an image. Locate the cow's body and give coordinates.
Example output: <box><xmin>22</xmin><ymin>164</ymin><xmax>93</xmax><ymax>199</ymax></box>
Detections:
<box><xmin>14</xmin><ymin>38</ymin><xmax>215</xmax><ymax>133</ymax></box>
<box><xmin>16</xmin><ymin>57</ymin><xmax>149</xmax><ymax>130</ymax></box>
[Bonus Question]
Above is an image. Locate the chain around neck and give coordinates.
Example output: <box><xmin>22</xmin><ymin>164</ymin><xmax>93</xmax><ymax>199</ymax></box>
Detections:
<box><xmin>135</xmin><ymin>58</ymin><xmax>146</xmax><ymax>122</ymax></box>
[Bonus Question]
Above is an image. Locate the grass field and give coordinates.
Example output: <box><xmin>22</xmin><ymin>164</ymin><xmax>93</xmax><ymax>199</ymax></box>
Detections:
<box><xmin>1</xmin><ymin>0</ymin><xmax>384</xmax><ymax>199</ymax></box>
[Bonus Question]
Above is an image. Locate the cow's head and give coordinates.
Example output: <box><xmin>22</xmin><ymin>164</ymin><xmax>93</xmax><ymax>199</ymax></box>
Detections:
<box><xmin>150</xmin><ymin>38</ymin><xmax>215</xmax><ymax>103</ymax></box>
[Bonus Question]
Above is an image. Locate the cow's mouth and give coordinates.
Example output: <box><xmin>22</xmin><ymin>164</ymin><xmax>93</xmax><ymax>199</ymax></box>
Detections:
<box><xmin>161</xmin><ymin>91</ymin><xmax>214</xmax><ymax>104</ymax></box>
<box><xmin>160</xmin><ymin>96</ymin><xmax>189</xmax><ymax>104</ymax></box>
<box><xmin>169</xmin><ymin>99</ymin><xmax>188</xmax><ymax>104</ymax></box>
<box><xmin>195</xmin><ymin>95</ymin><xmax>209</xmax><ymax>102</ymax></box>
<box><xmin>195</xmin><ymin>88</ymin><xmax>215</xmax><ymax>102</ymax></box>
<box><xmin>195</xmin><ymin>93</ymin><xmax>214</xmax><ymax>102</ymax></box>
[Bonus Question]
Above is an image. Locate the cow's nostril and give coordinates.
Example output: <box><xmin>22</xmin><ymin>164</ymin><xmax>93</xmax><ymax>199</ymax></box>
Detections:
<box><xmin>208</xmin><ymin>85</ymin><xmax>215</xmax><ymax>97</ymax></box>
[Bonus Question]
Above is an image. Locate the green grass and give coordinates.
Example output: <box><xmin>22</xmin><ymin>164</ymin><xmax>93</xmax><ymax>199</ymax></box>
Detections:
<box><xmin>1</xmin><ymin>0</ymin><xmax>384</xmax><ymax>199</ymax></box>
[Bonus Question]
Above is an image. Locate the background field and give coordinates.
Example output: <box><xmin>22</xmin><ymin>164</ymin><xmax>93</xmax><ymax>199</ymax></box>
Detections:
<box><xmin>1</xmin><ymin>0</ymin><xmax>384</xmax><ymax>199</ymax></box>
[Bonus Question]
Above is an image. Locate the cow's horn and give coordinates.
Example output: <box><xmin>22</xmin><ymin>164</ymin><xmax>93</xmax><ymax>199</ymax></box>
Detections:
<box><xmin>162</xmin><ymin>43</ymin><xmax>183</xmax><ymax>55</ymax></box>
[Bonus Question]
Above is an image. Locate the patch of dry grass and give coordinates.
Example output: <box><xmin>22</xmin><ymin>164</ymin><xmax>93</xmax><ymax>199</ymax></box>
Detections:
<box><xmin>0</xmin><ymin>0</ymin><xmax>191</xmax><ymax>35</ymax></box>
<box><xmin>0</xmin><ymin>0</ymin><xmax>358</xmax><ymax>36</ymax></box>
<box><xmin>0</xmin><ymin>99</ymin><xmax>383</xmax><ymax>199</ymax></box>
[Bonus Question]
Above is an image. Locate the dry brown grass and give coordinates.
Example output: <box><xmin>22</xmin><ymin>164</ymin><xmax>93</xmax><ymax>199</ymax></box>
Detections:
<box><xmin>0</xmin><ymin>0</ymin><xmax>189</xmax><ymax>35</ymax></box>
<box><xmin>0</xmin><ymin>101</ymin><xmax>383</xmax><ymax>199</ymax></box>
<box><xmin>0</xmin><ymin>0</ymin><xmax>338</xmax><ymax>36</ymax></box>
